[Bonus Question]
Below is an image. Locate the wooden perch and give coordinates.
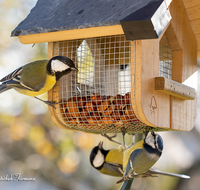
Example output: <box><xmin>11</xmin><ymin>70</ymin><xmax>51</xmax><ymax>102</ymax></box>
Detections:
<box><xmin>155</xmin><ymin>77</ymin><xmax>196</xmax><ymax>100</ymax></box>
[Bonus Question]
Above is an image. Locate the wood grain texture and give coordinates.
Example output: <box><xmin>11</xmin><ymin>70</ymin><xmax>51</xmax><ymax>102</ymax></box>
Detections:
<box><xmin>47</xmin><ymin>42</ymin><xmax>65</xmax><ymax>129</ymax></box>
<box><xmin>169</xmin><ymin>0</ymin><xmax>197</xmax><ymax>131</ymax></box>
<box><xmin>134</xmin><ymin>40</ymin><xmax>153</xmax><ymax>127</ymax></box>
<box><xmin>182</xmin><ymin>0</ymin><xmax>200</xmax><ymax>8</ymax></box>
<box><xmin>190</xmin><ymin>20</ymin><xmax>200</xmax><ymax>35</ymax></box>
<box><xmin>137</xmin><ymin>0</ymin><xmax>197</xmax><ymax>131</ymax></box>
<box><xmin>136</xmin><ymin>39</ymin><xmax>170</xmax><ymax>129</ymax></box>
<box><xmin>196</xmin><ymin>34</ymin><xmax>200</xmax><ymax>57</ymax></box>
<box><xmin>172</xmin><ymin>50</ymin><xmax>183</xmax><ymax>82</ymax></box>
<box><xmin>47</xmin><ymin>42</ymin><xmax>74</xmax><ymax>130</ymax></box>
<box><xmin>18</xmin><ymin>25</ymin><xmax>124</xmax><ymax>44</ymax></box>
<box><xmin>182</xmin><ymin>0</ymin><xmax>200</xmax><ymax>57</ymax></box>
<box><xmin>155</xmin><ymin>77</ymin><xmax>196</xmax><ymax>100</ymax></box>
<box><xmin>165</xmin><ymin>24</ymin><xmax>182</xmax><ymax>51</ymax></box>
<box><xmin>186</xmin><ymin>5</ymin><xmax>200</xmax><ymax>21</ymax></box>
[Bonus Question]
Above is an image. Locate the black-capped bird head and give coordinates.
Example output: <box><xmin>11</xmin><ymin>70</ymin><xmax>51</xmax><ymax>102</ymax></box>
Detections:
<box><xmin>48</xmin><ymin>56</ymin><xmax>78</xmax><ymax>81</ymax></box>
<box><xmin>90</xmin><ymin>141</ymin><xmax>109</xmax><ymax>170</ymax></box>
<box><xmin>144</xmin><ymin>132</ymin><xmax>163</xmax><ymax>159</ymax></box>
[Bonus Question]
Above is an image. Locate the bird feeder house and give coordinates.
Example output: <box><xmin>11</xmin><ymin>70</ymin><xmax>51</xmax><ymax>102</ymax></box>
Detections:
<box><xmin>11</xmin><ymin>0</ymin><xmax>199</xmax><ymax>134</ymax></box>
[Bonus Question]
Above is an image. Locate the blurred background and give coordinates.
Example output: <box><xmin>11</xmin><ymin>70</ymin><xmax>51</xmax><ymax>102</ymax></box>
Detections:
<box><xmin>0</xmin><ymin>0</ymin><xmax>200</xmax><ymax>190</ymax></box>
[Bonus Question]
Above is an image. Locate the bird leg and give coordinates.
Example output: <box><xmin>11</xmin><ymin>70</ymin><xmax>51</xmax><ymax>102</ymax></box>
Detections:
<box><xmin>34</xmin><ymin>96</ymin><xmax>58</xmax><ymax>108</ymax></box>
<box><xmin>101</xmin><ymin>128</ymin><xmax>127</xmax><ymax>148</ymax></box>
<box><xmin>118</xmin><ymin>168</ymin><xmax>124</xmax><ymax>175</ymax></box>
<box><xmin>101</xmin><ymin>133</ymin><xmax>122</xmax><ymax>145</ymax></box>
<box><xmin>121</xmin><ymin>127</ymin><xmax>126</xmax><ymax>147</ymax></box>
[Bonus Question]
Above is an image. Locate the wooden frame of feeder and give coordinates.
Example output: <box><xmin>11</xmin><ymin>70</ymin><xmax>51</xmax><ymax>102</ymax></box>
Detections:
<box><xmin>46</xmin><ymin>0</ymin><xmax>197</xmax><ymax>132</ymax></box>
<box><xmin>12</xmin><ymin>0</ymin><xmax>198</xmax><ymax>133</ymax></box>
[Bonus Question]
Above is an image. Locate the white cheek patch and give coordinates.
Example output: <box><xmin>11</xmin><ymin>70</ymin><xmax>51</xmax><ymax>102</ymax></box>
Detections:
<box><xmin>93</xmin><ymin>151</ymin><xmax>104</xmax><ymax>168</ymax></box>
<box><xmin>51</xmin><ymin>60</ymin><xmax>70</xmax><ymax>72</ymax></box>
<box><xmin>146</xmin><ymin>136</ymin><xmax>156</xmax><ymax>149</ymax></box>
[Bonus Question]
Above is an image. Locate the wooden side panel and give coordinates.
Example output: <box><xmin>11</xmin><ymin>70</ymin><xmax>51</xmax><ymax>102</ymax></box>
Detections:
<box><xmin>136</xmin><ymin>39</ymin><xmax>170</xmax><ymax>129</ymax></box>
<box><xmin>169</xmin><ymin>0</ymin><xmax>197</xmax><ymax>131</ymax></box>
<box><xmin>197</xmin><ymin>34</ymin><xmax>200</xmax><ymax>57</ymax></box>
<box><xmin>186</xmin><ymin>5</ymin><xmax>200</xmax><ymax>21</ymax></box>
<box><xmin>47</xmin><ymin>42</ymin><xmax>71</xmax><ymax>130</ymax></box>
<box><xmin>182</xmin><ymin>0</ymin><xmax>200</xmax><ymax>57</ymax></box>
<box><xmin>172</xmin><ymin>51</ymin><xmax>183</xmax><ymax>82</ymax></box>
<box><xmin>136</xmin><ymin>0</ymin><xmax>197</xmax><ymax>131</ymax></box>
<box><xmin>182</xmin><ymin>0</ymin><xmax>200</xmax><ymax>8</ymax></box>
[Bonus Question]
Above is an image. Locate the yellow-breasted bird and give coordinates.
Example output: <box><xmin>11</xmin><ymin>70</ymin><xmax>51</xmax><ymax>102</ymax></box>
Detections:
<box><xmin>90</xmin><ymin>141</ymin><xmax>124</xmax><ymax>177</ymax></box>
<box><xmin>117</xmin><ymin>132</ymin><xmax>163</xmax><ymax>190</ymax></box>
<box><xmin>0</xmin><ymin>56</ymin><xmax>78</xmax><ymax>106</ymax></box>
<box><xmin>90</xmin><ymin>140</ymin><xmax>189</xmax><ymax>180</ymax></box>
<box><xmin>90</xmin><ymin>141</ymin><xmax>190</xmax><ymax>184</ymax></box>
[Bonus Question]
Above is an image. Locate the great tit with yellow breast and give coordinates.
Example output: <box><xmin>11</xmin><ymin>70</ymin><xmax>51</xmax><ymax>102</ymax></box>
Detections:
<box><xmin>0</xmin><ymin>56</ymin><xmax>78</xmax><ymax>107</ymax></box>
<box><xmin>90</xmin><ymin>141</ymin><xmax>124</xmax><ymax>177</ymax></box>
<box><xmin>90</xmin><ymin>140</ymin><xmax>189</xmax><ymax>179</ymax></box>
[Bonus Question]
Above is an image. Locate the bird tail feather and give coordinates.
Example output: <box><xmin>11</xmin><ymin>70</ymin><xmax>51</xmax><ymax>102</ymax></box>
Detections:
<box><xmin>145</xmin><ymin>167</ymin><xmax>190</xmax><ymax>179</ymax></box>
<box><xmin>0</xmin><ymin>83</ymin><xmax>11</xmax><ymax>94</ymax></box>
<box><xmin>149</xmin><ymin>170</ymin><xmax>190</xmax><ymax>179</ymax></box>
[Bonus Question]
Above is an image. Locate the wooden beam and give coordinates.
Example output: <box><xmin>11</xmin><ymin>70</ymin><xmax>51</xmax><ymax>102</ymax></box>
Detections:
<box><xmin>190</xmin><ymin>20</ymin><xmax>200</xmax><ymax>35</ymax></box>
<box><xmin>196</xmin><ymin>33</ymin><xmax>200</xmax><ymax>57</ymax></box>
<box><xmin>186</xmin><ymin>5</ymin><xmax>200</xmax><ymax>21</ymax></box>
<box><xmin>136</xmin><ymin>39</ymin><xmax>170</xmax><ymax>129</ymax></box>
<box><xmin>155</xmin><ymin>77</ymin><xmax>196</xmax><ymax>100</ymax></box>
<box><xmin>168</xmin><ymin>0</ymin><xmax>197</xmax><ymax>131</ymax></box>
<box><xmin>47</xmin><ymin>42</ymin><xmax>67</xmax><ymax>129</ymax></box>
<box><xmin>172</xmin><ymin>51</ymin><xmax>183</xmax><ymax>82</ymax></box>
<box><xmin>182</xmin><ymin>0</ymin><xmax>200</xmax><ymax>9</ymax></box>
<box><xmin>165</xmin><ymin>23</ymin><xmax>182</xmax><ymax>51</ymax></box>
<box><xmin>134</xmin><ymin>40</ymin><xmax>153</xmax><ymax>127</ymax></box>
<box><xmin>17</xmin><ymin>25</ymin><xmax>124</xmax><ymax>44</ymax></box>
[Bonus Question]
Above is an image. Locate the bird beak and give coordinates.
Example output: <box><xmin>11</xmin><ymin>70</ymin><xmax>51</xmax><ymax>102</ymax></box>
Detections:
<box><xmin>71</xmin><ymin>67</ymin><xmax>78</xmax><ymax>71</ymax></box>
<box><xmin>98</xmin><ymin>141</ymin><xmax>103</xmax><ymax>150</ymax></box>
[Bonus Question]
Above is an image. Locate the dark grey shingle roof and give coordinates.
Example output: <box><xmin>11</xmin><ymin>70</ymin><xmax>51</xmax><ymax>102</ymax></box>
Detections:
<box><xmin>11</xmin><ymin>0</ymin><xmax>160</xmax><ymax>36</ymax></box>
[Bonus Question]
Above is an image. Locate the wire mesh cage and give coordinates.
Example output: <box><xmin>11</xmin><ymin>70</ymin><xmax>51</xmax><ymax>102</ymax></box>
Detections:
<box><xmin>159</xmin><ymin>34</ymin><xmax>172</xmax><ymax>79</ymax></box>
<box><xmin>50</xmin><ymin>34</ymin><xmax>170</xmax><ymax>134</ymax></box>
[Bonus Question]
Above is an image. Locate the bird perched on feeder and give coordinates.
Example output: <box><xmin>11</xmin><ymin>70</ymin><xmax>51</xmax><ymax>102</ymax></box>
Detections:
<box><xmin>90</xmin><ymin>141</ymin><xmax>124</xmax><ymax>177</ymax></box>
<box><xmin>90</xmin><ymin>140</ymin><xmax>189</xmax><ymax>179</ymax></box>
<box><xmin>117</xmin><ymin>132</ymin><xmax>163</xmax><ymax>190</ymax></box>
<box><xmin>0</xmin><ymin>56</ymin><xmax>78</xmax><ymax>107</ymax></box>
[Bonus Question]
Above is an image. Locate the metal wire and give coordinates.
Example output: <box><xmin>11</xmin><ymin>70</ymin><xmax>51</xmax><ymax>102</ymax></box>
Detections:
<box><xmin>159</xmin><ymin>34</ymin><xmax>172</xmax><ymax>79</ymax></box>
<box><xmin>51</xmin><ymin>35</ymin><xmax>171</xmax><ymax>133</ymax></box>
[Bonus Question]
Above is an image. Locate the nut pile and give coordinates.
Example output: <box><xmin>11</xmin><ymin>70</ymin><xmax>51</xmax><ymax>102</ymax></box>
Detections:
<box><xmin>63</xmin><ymin>92</ymin><xmax>139</xmax><ymax>125</ymax></box>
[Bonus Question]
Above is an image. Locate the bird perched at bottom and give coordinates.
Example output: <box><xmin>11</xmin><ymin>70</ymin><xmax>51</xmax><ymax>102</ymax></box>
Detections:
<box><xmin>117</xmin><ymin>132</ymin><xmax>163</xmax><ymax>190</ymax></box>
<box><xmin>90</xmin><ymin>141</ymin><xmax>124</xmax><ymax>177</ymax></box>
<box><xmin>90</xmin><ymin>134</ymin><xmax>189</xmax><ymax>190</ymax></box>
<box><xmin>0</xmin><ymin>56</ymin><xmax>78</xmax><ymax>107</ymax></box>
<box><xmin>90</xmin><ymin>140</ymin><xmax>189</xmax><ymax>179</ymax></box>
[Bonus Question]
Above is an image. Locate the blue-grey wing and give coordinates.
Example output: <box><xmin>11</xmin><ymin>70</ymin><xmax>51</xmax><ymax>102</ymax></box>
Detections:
<box><xmin>124</xmin><ymin>148</ymin><xmax>143</xmax><ymax>176</ymax></box>
<box><xmin>117</xmin><ymin>149</ymin><xmax>143</xmax><ymax>184</ymax></box>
